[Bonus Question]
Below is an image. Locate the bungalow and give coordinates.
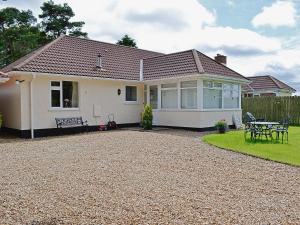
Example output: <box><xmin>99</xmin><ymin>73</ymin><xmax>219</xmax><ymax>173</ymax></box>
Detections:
<box><xmin>242</xmin><ymin>75</ymin><xmax>296</xmax><ymax>97</ymax></box>
<box><xmin>0</xmin><ymin>35</ymin><xmax>249</xmax><ymax>138</ymax></box>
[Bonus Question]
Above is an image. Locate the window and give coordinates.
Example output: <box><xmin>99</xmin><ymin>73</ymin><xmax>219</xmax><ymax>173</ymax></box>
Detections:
<box><xmin>144</xmin><ymin>85</ymin><xmax>147</xmax><ymax>105</ymax></box>
<box><xmin>125</xmin><ymin>86</ymin><xmax>137</xmax><ymax>102</ymax></box>
<box><xmin>150</xmin><ymin>85</ymin><xmax>158</xmax><ymax>109</ymax></box>
<box><xmin>203</xmin><ymin>81</ymin><xmax>222</xmax><ymax>109</ymax></box>
<box><xmin>223</xmin><ymin>83</ymin><xmax>239</xmax><ymax>109</ymax></box>
<box><xmin>50</xmin><ymin>81</ymin><xmax>79</xmax><ymax>108</ymax></box>
<box><xmin>181</xmin><ymin>80</ymin><xmax>197</xmax><ymax>109</ymax></box>
<box><xmin>161</xmin><ymin>83</ymin><xmax>178</xmax><ymax>109</ymax></box>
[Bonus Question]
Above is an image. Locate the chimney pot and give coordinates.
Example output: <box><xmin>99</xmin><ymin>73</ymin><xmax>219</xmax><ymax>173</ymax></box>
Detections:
<box><xmin>215</xmin><ymin>54</ymin><xmax>227</xmax><ymax>66</ymax></box>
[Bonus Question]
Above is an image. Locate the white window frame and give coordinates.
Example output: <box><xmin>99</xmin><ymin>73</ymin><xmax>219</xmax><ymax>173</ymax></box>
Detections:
<box><xmin>203</xmin><ymin>81</ymin><xmax>223</xmax><ymax>110</ymax></box>
<box><xmin>161</xmin><ymin>83</ymin><xmax>178</xmax><ymax>109</ymax></box>
<box><xmin>49</xmin><ymin>80</ymin><xmax>79</xmax><ymax>110</ymax></box>
<box><xmin>180</xmin><ymin>80</ymin><xmax>197</xmax><ymax>109</ymax></box>
<box><xmin>203</xmin><ymin>80</ymin><xmax>241</xmax><ymax>111</ymax></box>
<box><xmin>125</xmin><ymin>85</ymin><xmax>138</xmax><ymax>104</ymax></box>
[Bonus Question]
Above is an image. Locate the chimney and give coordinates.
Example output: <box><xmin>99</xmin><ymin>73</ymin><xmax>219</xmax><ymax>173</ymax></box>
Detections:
<box><xmin>96</xmin><ymin>53</ymin><xmax>102</xmax><ymax>68</ymax></box>
<box><xmin>214</xmin><ymin>54</ymin><xmax>227</xmax><ymax>66</ymax></box>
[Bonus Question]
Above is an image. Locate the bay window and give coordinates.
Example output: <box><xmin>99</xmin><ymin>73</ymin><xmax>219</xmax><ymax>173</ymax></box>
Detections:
<box><xmin>50</xmin><ymin>81</ymin><xmax>79</xmax><ymax>109</ymax></box>
<box><xmin>203</xmin><ymin>81</ymin><xmax>240</xmax><ymax>109</ymax></box>
<box><xmin>161</xmin><ymin>83</ymin><xmax>178</xmax><ymax>109</ymax></box>
<box><xmin>181</xmin><ymin>80</ymin><xmax>197</xmax><ymax>109</ymax></box>
<box><xmin>203</xmin><ymin>81</ymin><xmax>222</xmax><ymax>109</ymax></box>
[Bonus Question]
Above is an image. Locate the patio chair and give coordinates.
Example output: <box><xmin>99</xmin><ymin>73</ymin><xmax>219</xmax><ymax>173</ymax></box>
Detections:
<box><xmin>273</xmin><ymin>118</ymin><xmax>289</xmax><ymax>143</ymax></box>
<box><xmin>245</xmin><ymin>112</ymin><xmax>265</xmax><ymax>123</ymax></box>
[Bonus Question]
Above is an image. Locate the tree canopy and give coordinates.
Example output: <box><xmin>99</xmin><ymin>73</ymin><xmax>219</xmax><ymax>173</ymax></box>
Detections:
<box><xmin>0</xmin><ymin>1</ymin><xmax>88</xmax><ymax>68</ymax></box>
<box><xmin>39</xmin><ymin>0</ymin><xmax>87</xmax><ymax>38</ymax></box>
<box><xmin>0</xmin><ymin>7</ymin><xmax>49</xmax><ymax>67</ymax></box>
<box><xmin>116</xmin><ymin>34</ymin><xmax>137</xmax><ymax>48</ymax></box>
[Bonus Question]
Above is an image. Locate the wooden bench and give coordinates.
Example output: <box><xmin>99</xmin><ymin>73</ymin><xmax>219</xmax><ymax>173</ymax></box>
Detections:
<box><xmin>55</xmin><ymin>117</ymin><xmax>88</xmax><ymax>130</ymax></box>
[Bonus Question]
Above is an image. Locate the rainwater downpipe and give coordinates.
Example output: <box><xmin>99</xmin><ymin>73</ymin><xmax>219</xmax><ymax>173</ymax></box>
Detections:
<box><xmin>30</xmin><ymin>74</ymin><xmax>36</xmax><ymax>139</ymax></box>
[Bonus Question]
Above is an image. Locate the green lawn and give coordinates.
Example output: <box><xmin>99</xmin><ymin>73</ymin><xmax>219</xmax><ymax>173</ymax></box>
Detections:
<box><xmin>202</xmin><ymin>126</ymin><xmax>300</xmax><ymax>166</ymax></box>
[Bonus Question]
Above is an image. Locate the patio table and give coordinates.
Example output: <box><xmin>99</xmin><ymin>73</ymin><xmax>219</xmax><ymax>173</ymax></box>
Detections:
<box><xmin>249</xmin><ymin>122</ymin><xmax>280</xmax><ymax>126</ymax></box>
<box><xmin>248</xmin><ymin>121</ymin><xmax>280</xmax><ymax>140</ymax></box>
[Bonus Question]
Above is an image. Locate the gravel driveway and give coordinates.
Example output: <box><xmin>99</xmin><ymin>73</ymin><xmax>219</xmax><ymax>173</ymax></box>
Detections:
<box><xmin>0</xmin><ymin>130</ymin><xmax>299</xmax><ymax>225</ymax></box>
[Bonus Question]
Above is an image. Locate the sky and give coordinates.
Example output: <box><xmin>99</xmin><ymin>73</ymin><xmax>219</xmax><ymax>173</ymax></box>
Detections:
<box><xmin>1</xmin><ymin>0</ymin><xmax>300</xmax><ymax>94</ymax></box>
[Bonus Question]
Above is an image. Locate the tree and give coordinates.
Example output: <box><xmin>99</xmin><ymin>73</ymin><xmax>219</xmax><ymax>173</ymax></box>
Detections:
<box><xmin>0</xmin><ymin>7</ymin><xmax>49</xmax><ymax>67</ymax></box>
<box><xmin>116</xmin><ymin>34</ymin><xmax>137</xmax><ymax>48</ymax></box>
<box><xmin>39</xmin><ymin>0</ymin><xmax>87</xmax><ymax>38</ymax></box>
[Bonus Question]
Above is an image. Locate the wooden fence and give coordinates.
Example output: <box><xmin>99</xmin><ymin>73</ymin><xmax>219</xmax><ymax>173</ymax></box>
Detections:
<box><xmin>242</xmin><ymin>96</ymin><xmax>300</xmax><ymax>125</ymax></box>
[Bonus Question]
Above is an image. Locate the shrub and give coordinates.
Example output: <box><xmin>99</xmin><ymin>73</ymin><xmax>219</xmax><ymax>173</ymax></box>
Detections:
<box><xmin>215</xmin><ymin>119</ymin><xmax>228</xmax><ymax>133</ymax></box>
<box><xmin>142</xmin><ymin>104</ymin><xmax>153</xmax><ymax>130</ymax></box>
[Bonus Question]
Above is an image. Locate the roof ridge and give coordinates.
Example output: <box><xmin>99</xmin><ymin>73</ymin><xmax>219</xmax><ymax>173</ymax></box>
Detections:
<box><xmin>195</xmin><ymin>50</ymin><xmax>249</xmax><ymax>81</ymax></box>
<box><xmin>64</xmin><ymin>35</ymin><xmax>164</xmax><ymax>55</ymax></box>
<box><xmin>268</xmin><ymin>75</ymin><xmax>296</xmax><ymax>92</ymax></box>
<box><xmin>192</xmin><ymin>49</ymin><xmax>204</xmax><ymax>73</ymax></box>
<box><xmin>14</xmin><ymin>35</ymin><xmax>65</xmax><ymax>70</ymax></box>
<box><xmin>142</xmin><ymin>49</ymin><xmax>194</xmax><ymax>60</ymax></box>
<box><xmin>268</xmin><ymin>75</ymin><xmax>282</xmax><ymax>89</ymax></box>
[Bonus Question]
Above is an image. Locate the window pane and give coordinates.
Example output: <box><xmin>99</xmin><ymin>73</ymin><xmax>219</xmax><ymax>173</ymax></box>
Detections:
<box><xmin>224</xmin><ymin>84</ymin><xmax>239</xmax><ymax>109</ymax></box>
<box><xmin>51</xmin><ymin>90</ymin><xmax>60</xmax><ymax>107</ymax></box>
<box><xmin>144</xmin><ymin>85</ymin><xmax>147</xmax><ymax>105</ymax></box>
<box><xmin>62</xmin><ymin>81</ymin><xmax>79</xmax><ymax>108</ymax></box>
<box><xmin>161</xmin><ymin>89</ymin><xmax>178</xmax><ymax>109</ymax></box>
<box><xmin>51</xmin><ymin>81</ymin><xmax>60</xmax><ymax>87</ymax></box>
<box><xmin>203</xmin><ymin>81</ymin><xmax>212</xmax><ymax>88</ymax></box>
<box><xmin>181</xmin><ymin>80</ymin><xmax>197</xmax><ymax>88</ymax></box>
<box><xmin>161</xmin><ymin>83</ymin><xmax>177</xmax><ymax>89</ymax></box>
<box><xmin>126</xmin><ymin>86</ymin><xmax>137</xmax><ymax>102</ymax></box>
<box><xmin>150</xmin><ymin>85</ymin><xmax>158</xmax><ymax>109</ymax></box>
<box><xmin>181</xmin><ymin>88</ymin><xmax>197</xmax><ymax>109</ymax></box>
<box><xmin>203</xmin><ymin>81</ymin><xmax>221</xmax><ymax>88</ymax></box>
<box><xmin>203</xmin><ymin>88</ymin><xmax>222</xmax><ymax>109</ymax></box>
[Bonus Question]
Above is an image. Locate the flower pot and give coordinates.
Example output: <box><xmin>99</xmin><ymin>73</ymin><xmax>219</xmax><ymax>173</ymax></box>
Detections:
<box><xmin>218</xmin><ymin>127</ymin><xmax>226</xmax><ymax>133</ymax></box>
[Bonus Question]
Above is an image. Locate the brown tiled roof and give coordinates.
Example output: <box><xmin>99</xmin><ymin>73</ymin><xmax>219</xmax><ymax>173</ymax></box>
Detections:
<box><xmin>197</xmin><ymin>51</ymin><xmax>247</xmax><ymax>80</ymax></box>
<box><xmin>1</xmin><ymin>35</ymin><xmax>248</xmax><ymax>82</ymax></box>
<box><xmin>244</xmin><ymin>75</ymin><xmax>296</xmax><ymax>92</ymax></box>
<box><xmin>242</xmin><ymin>83</ymin><xmax>254</xmax><ymax>92</ymax></box>
<box><xmin>1</xmin><ymin>35</ymin><xmax>163</xmax><ymax>80</ymax></box>
<box><xmin>143</xmin><ymin>50</ymin><xmax>199</xmax><ymax>80</ymax></box>
<box><xmin>143</xmin><ymin>49</ymin><xmax>248</xmax><ymax>81</ymax></box>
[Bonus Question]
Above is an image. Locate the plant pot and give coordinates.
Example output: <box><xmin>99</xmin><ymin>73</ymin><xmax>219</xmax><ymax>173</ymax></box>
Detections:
<box><xmin>218</xmin><ymin>127</ymin><xmax>226</xmax><ymax>133</ymax></box>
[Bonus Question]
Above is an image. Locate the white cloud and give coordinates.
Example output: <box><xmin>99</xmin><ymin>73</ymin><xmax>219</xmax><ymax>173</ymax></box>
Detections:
<box><xmin>252</xmin><ymin>0</ymin><xmax>297</xmax><ymax>28</ymax></box>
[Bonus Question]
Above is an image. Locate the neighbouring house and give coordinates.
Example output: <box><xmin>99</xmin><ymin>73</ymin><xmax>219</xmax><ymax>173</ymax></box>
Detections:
<box><xmin>242</xmin><ymin>75</ymin><xmax>296</xmax><ymax>97</ymax></box>
<box><xmin>0</xmin><ymin>35</ymin><xmax>250</xmax><ymax>138</ymax></box>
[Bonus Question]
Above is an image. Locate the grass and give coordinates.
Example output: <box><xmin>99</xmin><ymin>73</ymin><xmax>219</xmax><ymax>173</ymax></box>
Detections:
<box><xmin>202</xmin><ymin>126</ymin><xmax>300</xmax><ymax>166</ymax></box>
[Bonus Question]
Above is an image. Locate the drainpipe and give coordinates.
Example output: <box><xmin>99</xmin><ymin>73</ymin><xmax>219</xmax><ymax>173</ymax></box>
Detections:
<box><xmin>30</xmin><ymin>74</ymin><xmax>36</xmax><ymax>139</ymax></box>
<box><xmin>139</xmin><ymin>59</ymin><xmax>143</xmax><ymax>81</ymax></box>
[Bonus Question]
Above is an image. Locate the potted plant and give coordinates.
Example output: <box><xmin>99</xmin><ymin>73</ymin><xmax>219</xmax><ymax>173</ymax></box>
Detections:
<box><xmin>215</xmin><ymin>119</ymin><xmax>228</xmax><ymax>133</ymax></box>
<box><xmin>142</xmin><ymin>104</ymin><xmax>153</xmax><ymax>130</ymax></box>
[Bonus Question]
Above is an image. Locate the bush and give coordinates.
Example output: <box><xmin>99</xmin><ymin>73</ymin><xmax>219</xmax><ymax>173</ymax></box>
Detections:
<box><xmin>142</xmin><ymin>104</ymin><xmax>153</xmax><ymax>130</ymax></box>
<box><xmin>215</xmin><ymin>119</ymin><xmax>228</xmax><ymax>133</ymax></box>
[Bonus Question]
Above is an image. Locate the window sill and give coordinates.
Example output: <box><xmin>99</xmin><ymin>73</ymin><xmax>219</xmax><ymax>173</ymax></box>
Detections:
<box><xmin>153</xmin><ymin>108</ymin><xmax>241</xmax><ymax>112</ymax></box>
<box><xmin>124</xmin><ymin>101</ymin><xmax>139</xmax><ymax>105</ymax></box>
<box><xmin>49</xmin><ymin>108</ymin><xmax>80</xmax><ymax>111</ymax></box>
